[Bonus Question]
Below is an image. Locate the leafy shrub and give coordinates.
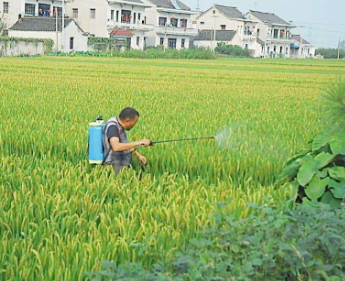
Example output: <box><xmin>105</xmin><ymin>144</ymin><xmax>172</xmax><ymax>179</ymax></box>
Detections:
<box><xmin>316</xmin><ymin>48</ymin><xmax>345</xmax><ymax>59</ymax></box>
<box><xmin>277</xmin><ymin>80</ymin><xmax>345</xmax><ymax>206</ymax></box>
<box><xmin>215</xmin><ymin>42</ymin><xmax>251</xmax><ymax>58</ymax></box>
<box><xmin>86</xmin><ymin>203</ymin><xmax>345</xmax><ymax>281</ymax></box>
<box><xmin>48</xmin><ymin>47</ymin><xmax>215</xmax><ymax>60</ymax></box>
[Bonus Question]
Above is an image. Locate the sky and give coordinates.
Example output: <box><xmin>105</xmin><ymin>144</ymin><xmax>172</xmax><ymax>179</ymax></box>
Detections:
<box><xmin>183</xmin><ymin>0</ymin><xmax>345</xmax><ymax>48</ymax></box>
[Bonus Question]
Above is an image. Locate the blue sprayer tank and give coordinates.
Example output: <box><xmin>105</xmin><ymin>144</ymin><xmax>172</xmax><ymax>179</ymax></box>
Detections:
<box><xmin>88</xmin><ymin>116</ymin><xmax>105</xmax><ymax>164</ymax></box>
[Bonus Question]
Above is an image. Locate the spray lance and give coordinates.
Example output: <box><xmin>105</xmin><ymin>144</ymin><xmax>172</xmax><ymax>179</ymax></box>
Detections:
<box><xmin>148</xmin><ymin>136</ymin><xmax>216</xmax><ymax>146</ymax></box>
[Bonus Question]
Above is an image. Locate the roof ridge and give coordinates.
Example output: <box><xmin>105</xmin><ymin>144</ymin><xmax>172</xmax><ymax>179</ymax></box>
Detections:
<box><xmin>250</xmin><ymin>10</ymin><xmax>275</xmax><ymax>15</ymax></box>
<box><xmin>215</xmin><ymin>4</ymin><xmax>238</xmax><ymax>8</ymax></box>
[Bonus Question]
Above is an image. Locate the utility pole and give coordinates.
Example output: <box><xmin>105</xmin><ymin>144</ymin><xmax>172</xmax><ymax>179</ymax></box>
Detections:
<box><xmin>212</xmin><ymin>14</ymin><xmax>218</xmax><ymax>52</ymax></box>
<box><xmin>164</xmin><ymin>22</ymin><xmax>167</xmax><ymax>52</ymax></box>
<box><xmin>338</xmin><ymin>37</ymin><xmax>341</xmax><ymax>60</ymax></box>
<box><xmin>55</xmin><ymin>7</ymin><xmax>58</xmax><ymax>52</ymax></box>
<box><xmin>62</xmin><ymin>0</ymin><xmax>65</xmax><ymax>52</ymax></box>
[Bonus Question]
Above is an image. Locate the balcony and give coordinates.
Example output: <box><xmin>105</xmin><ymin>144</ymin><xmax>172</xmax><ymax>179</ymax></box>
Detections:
<box><xmin>266</xmin><ymin>35</ymin><xmax>294</xmax><ymax>43</ymax></box>
<box><xmin>243</xmin><ymin>31</ymin><xmax>257</xmax><ymax>41</ymax></box>
<box><xmin>155</xmin><ymin>25</ymin><xmax>198</xmax><ymax>36</ymax></box>
<box><xmin>107</xmin><ymin>21</ymin><xmax>154</xmax><ymax>31</ymax></box>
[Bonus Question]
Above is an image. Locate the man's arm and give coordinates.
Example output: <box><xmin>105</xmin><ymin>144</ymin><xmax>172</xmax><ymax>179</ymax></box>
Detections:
<box><xmin>109</xmin><ymin>137</ymin><xmax>151</xmax><ymax>152</ymax></box>
<box><xmin>133</xmin><ymin>150</ymin><xmax>147</xmax><ymax>165</ymax></box>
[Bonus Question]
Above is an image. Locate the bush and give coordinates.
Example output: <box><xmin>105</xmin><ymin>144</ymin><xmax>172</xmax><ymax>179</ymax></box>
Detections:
<box><xmin>48</xmin><ymin>47</ymin><xmax>215</xmax><ymax>60</ymax></box>
<box><xmin>86</xmin><ymin>203</ymin><xmax>345</xmax><ymax>281</ymax></box>
<box><xmin>316</xmin><ymin>48</ymin><xmax>345</xmax><ymax>59</ymax></box>
<box><xmin>215</xmin><ymin>42</ymin><xmax>251</xmax><ymax>58</ymax></box>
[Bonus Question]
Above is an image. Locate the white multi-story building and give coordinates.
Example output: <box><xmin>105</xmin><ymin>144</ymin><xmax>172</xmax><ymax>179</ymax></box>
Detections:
<box><xmin>246</xmin><ymin>10</ymin><xmax>295</xmax><ymax>58</ymax></box>
<box><xmin>291</xmin><ymin>34</ymin><xmax>316</xmax><ymax>58</ymax></box>
<box><xmin>195</xmin><ymin>5</ymin><xmax>264</xmax><ymax>57</ymax></box>
<box><xmin>142</xmin><ymin>0</ymin><xmax>198</xmax><ymax>49</ymax></box>
<box><xmin>0</xmin><ymin>0</ymin><xmax>64</xmax><ymax>33</ymax></box>
<box><xmin>66</xmin><ymin>0</ymin><xmax>153</xmax><ymax>50</ymax></box>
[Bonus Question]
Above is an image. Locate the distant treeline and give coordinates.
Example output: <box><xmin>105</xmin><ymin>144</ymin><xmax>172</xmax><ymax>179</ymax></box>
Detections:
<box><xmin>316</xmin><ymin>48</ymin><xmax>345</xmax><ymax>59</ymax></box>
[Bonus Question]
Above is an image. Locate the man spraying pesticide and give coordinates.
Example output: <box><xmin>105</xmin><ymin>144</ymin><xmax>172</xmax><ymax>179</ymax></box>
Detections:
<box><xmin>88</xmin><ymin>107</ymin><xmax>216</xmax><ymax>174</ymax></box>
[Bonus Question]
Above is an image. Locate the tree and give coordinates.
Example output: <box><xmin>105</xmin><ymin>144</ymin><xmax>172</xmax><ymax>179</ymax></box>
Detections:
<box><xmin>0</xmin><ymin>14</ymin><xmax>7</xmax><ymax>36</ymax></box>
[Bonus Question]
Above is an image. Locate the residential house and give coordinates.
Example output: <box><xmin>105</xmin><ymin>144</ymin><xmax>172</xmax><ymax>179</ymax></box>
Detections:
<box><xmin>66</xmin><ymin>0</ymin><xmax>153</xmax><ymax>50</ymax></box>
<box><xmin>0</xmin><ymin>0</ymin><xmax>64</xmax><ymax>33</ymax></box>
<box><xmin>9</xmin><ymin>16</ymin><xmax>88</xmax><ymax>52</ymax></box>
<box><xmin>246</xmin><ymin>10</ymin><xmax>295</xmax><ymax>58</ymax></box>
<box><xmin>291</xmin><ymin>34</ymin><xmax>315</xmax><ymax>58</ymax></box>
<box><xmin>142</xmin><ymin>0</ymin><xmax>198</xmax><ymax>49</ymax></box>
<box><xmin>193</xmin><ymin>30</ymin><xmax>240</xmax><ymax>49</ymax></box>
<box><xmin>195</xmin><ymin>5</ymin><xmax>264</xmax><ymax>57</ymax></box>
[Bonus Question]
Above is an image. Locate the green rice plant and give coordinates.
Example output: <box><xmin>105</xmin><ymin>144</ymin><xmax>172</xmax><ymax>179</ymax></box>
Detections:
<box><xmin>0</xmin><ymin>57</ymin><xmax>344</xmax><ymax>280</ymax></box>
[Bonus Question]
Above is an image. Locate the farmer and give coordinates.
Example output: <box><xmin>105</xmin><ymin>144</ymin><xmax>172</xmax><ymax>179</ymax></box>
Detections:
<box><xmin>103</xmin><ymin>107</ymin><xmax>151</xmax><ymax>174</ymax></box>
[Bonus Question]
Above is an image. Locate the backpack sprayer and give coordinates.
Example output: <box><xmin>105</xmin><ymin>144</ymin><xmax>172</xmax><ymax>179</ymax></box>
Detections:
<box><xmin>88</xmin><ymin>116</ymin><xmax>216</xmax><ymax>164</ymax></box>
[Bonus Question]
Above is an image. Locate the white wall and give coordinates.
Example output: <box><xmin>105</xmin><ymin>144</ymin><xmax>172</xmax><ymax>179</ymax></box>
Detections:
<box><xmin>196</xmin><ymin>7</ymin><xmax>242</xmax><ymax>32</ymax></box>
<box><xmin>64</xmin><ymin>20</ymin><xmax>88</xmax><ymax>52</ymax></box>
<box><xmin>9</xmin><ymin>21</ymin><xmax>87</xmax><ymax>52</ymax></box>
<box><xmin>0</xmin><ymin>38</ymin><xmax>46</xmax><ymax>56</ymax></box>
<box><xmin>66</xmin><ymin>0</ymin><xmax>108</xmax><ymax>37</ymax></box>
<box><xmin>0</xmin><ymin>0</ymin><xmax>23</xmax><ymax>30</ymax></box>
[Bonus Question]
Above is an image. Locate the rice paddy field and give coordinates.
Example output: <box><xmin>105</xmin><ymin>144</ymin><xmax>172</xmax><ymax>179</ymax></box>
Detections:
<box><xmin>1</xmin><ymin>57</ymin><xmax>345</xmax><ymax>280</ymax></box>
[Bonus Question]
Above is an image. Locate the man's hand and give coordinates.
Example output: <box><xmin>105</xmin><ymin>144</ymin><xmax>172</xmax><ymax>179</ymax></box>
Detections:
<box><xmin>138</xmin><ymin>155</ymin><xmax>147</xmax><ymax>165</ymax></box>
<box><xmin>141</xmin><ymin>139</ymin><xmax>151</xmax><ymax>147</ymax></box>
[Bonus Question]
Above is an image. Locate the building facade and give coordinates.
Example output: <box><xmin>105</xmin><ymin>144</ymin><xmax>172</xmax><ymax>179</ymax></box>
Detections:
<box><xmin>0</xmin><ymin>0</ymin><xmax>64</xmax><ymax>32</ymax></box>
<box><xmin>142</xmin><ymin>0</ymin><xmax>198</xmax><ymax>49</ymax></box>
<box><xmin>246</xmin><ymin>10</ymin><xmax>295</xmax><ymax>58</ymax></box>
<box><xmin>195</xmin><ymin>5</ymin><xmax>264</xmax><ymax>57</ymax></box>
<box><xmin>66</xmin><ymin>0</ymin><xmax>154</xmax><ymax>50</ymax></box>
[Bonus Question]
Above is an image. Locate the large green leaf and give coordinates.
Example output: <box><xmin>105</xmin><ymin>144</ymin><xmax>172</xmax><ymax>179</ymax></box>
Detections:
<box><xmin>312</xmin><ymin>133</ymin><xmax>331</xmax><ymax>151</ymax></box>
<box><xmin>305</xmin><ymin>176</ymin><xmax>329</xmax><ymax>201</ymax></box>
<box><xmin>314</xmin><ymin>152</ymin><xmax>335</xmax><ymax>169</ymax></box>
<box><xmin>328</xmin><ymin>167</ymin><xmax>345</xmax><ymax>181</ymax></box>
<box><xmin>330</xmin><ymin>140</ymin><xmax>345</xmax><ymax>155</ymax></box>
<box><xmin>330</xmin><ymin>180</ymin><xmax>345</xmax><ymax>199</ymax></box>
<box><xmin>297</xmin><ymin>159</ymin><xmax>318</xmax><ymax>186</ymax></box>
<box><xmin>320</xmin><ymin>191</ymin><xmax>334</xmax><ymax>204</ymax></box>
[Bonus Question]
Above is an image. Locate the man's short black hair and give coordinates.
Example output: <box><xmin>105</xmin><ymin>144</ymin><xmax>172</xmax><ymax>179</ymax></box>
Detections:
<box><xmin>119</xmin><ymin>107</ymin><xmax>140</xmax><ymax>121</ymax></box>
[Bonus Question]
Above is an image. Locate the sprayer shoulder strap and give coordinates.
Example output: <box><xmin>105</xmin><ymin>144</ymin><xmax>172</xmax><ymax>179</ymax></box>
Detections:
<box><xmin>102</xmin><ymin>120</ymin><xmax>118</xmax><ymax>165</ymax></box>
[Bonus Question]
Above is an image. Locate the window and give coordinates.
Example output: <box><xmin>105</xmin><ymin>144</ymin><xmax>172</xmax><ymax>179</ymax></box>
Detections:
<box><xmin>168</xmin><ymin>38</ymin><xmax>177</xmax><ymax>49</ymax></box>
<box><xmin>136</xmin><ymin>36</ymin><xmax>140</xmax><ymax>46</ymax></box>
<box><xmin>138</xmin><ymin>13</ymin><xmax>141</xmax><ymax>21</ymax></box>
<box><xmin>181</xmin><ymin>38</ymin><xmax>185</xmax><ymax>48</ymax></box>
<box><xmin>38</xmin><ymin>4</ymin><xmax>50</xmax><ymax>17</ymax></box>
<box><xmin>133</xmin><ymin>13</ymin><xmax>136</xmax><ymax>23</ymax></box>
<box><xmin>180</xmin><ymin>19</ymin><xmax>187</xmax><ymax>28</ymax></box>
<box><xmin>286</xmin><ymin>47</ymin><xmax>289</xmax><ymax>54</ymax></box>
<box><xmin>3</xmin><ymin>2</ymin><xmax>9</xmax><ymax>14</ymax></box>
<box><xmin>70</xmin><ymin>37</ymin><xmax>74</xmax><ymax>50</ymax></box>
<box><xmin>213</xmin><ymin>10</ymin><xmax>215</xmax><ymax>14</ymax></box>
<box><xmin>267</xmin><ymin>46</ymin><xmax>270</xmax><ymax>53</ymax></box>
<box><xmin>257</xmin><ymin>29</ymin><xmax>260</xmax><ymax>37</ymax></box>
<box><xmin>273</xmin><ymin>46</ymin><xmax>276</xmax><ymax>52</ymax></box>
<box><xmin>73</xmin><ymin>8</ymin><xmax>78</xmax><ymax>19</ymax></box>
<box><xmin>121</xmin><ymin>10</ymin><xmax>131</xmax><ymax>23</ymax></box>
<box><xmin>221</xmin><ymin>25</ymin><xmax>226</xmax><ymax>30</ymax></box>
<box><xmin>159</xmin><ymin>17</ymin><xmax>167</xmax><ymax>26</ymax></box>
<box><xmin>90</xmin><ymin>9</ymin><xmax>96</xmax><ymax>19</ymax></box>
<box><xmin>25</xmin><ymin>3</ymin><xmax>35</xmax><ymax>16</ymax></box>
<box><xmin>245</xmin><ymin>44</ymin><xmax>248</xmax><ymax>49</ymax></box>
<box><xmin>111</xmin><ymin>10</ymin><xmax>114</xmax><ymax>20</ymax></box>
<box><xmin>200</xmin><ymin>22</ymin><xmax>204</xmax><ymax>25</ymax></box>
<box><xmin>160</xmin><ymin>37</ymin><xmax>164</xmax><ymax>45</ymax></box>
<box><xmin>273</xmin><ymin>29</ymin><xmax>278</xmax><ymax>39</ymax></box>
<box><xmin>116</xmin><ymin>11</ymin><xmax>119</xmax><ymax>22</ymax></box>
<box><xmin>170</xmin><ymin>17</ymin><xmax>178</xmax><ymax>27</ymax></box>
<box><xmin>53</xmin><ymin>6</ymin><xmax>62</xmax><ymax>17</ymax></box>
<box><xmin>280</xmin><ymin>46</ymin><xmax>283</xmax><ymax>53</ymax></box>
